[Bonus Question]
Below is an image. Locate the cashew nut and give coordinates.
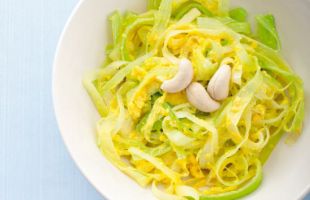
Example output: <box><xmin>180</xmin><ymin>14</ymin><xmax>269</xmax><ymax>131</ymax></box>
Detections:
<box><xmin>186</xmin><ymin>82</ymin><xmax>220</xmax><ymax>113</ymax></box>
<box><xmin>207</xmin><ymin>64</ymin><xmax>231</xmax><ymax>101</ymax></box>
<box><xmin>161</xmin><ymin>58</ymin><xmax>194</xmax><ymax>93</ymax></box>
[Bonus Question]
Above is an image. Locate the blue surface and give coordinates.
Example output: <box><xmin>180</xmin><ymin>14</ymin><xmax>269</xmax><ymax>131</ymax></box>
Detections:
<box><xmin>0</xmin><ymin>0</ymin><xmax>102</xmax><ymax>199</ymax></box>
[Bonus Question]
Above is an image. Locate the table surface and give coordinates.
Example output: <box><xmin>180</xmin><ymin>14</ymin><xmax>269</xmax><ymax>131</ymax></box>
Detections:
<box><xmin>0</xmin><ymin>0</ymin><xmax>102</xmax><ymax>199</ymax></box>
<box><xmin>0</xmin><ymin>0</ymin><xmax>309</xmax><ymax>200</ymax></box>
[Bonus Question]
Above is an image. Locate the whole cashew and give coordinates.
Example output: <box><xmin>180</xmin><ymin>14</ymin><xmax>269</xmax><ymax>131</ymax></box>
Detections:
<box><xmin>186</xmin><ymin>82</ymin><xmax>220</xmax><ymax>113</ymax></box>
<box><xmin>207</xmin><ymin>64</ymin><xmax>231</xmax><ymax>101</ymax></box>
<box><xmin>161</xmin><ymin>58</ymin><xmax>194</xmax><ymax>93</ymax></box>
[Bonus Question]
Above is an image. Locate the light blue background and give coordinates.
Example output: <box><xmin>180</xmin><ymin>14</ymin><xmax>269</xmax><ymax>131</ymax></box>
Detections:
<box><xmin>0</xmin><ymin>0</ymin><xmax>102</xmax><ymax>199</ymax></box>
<box><xmin>0</xmin><ymin>0</ymin><xmax>309</xmax><ymax>200</ymax></box>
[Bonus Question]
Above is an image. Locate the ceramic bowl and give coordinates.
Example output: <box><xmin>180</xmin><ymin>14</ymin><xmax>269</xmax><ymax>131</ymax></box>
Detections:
<box><xmin>53</xmin><ymin>0</ymin><xmax>310</xmax><ymax>199</ymax></box>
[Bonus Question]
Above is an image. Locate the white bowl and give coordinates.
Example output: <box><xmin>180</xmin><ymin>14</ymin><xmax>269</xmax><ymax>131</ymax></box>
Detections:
<box><xmin>53</xmin><ymin>0</ymin><xmax>310</xmax><ymax>199</ymax></box>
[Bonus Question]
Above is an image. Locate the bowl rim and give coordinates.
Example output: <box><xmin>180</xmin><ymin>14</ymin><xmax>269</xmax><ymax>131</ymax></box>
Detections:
<box><xmin>52</xmin><ymin>0</ymin><xmax>108</xmax><ymax>199</ymax></box>
<box><xmin>52</xmin><ymin>0</ymin><xmax>310</xmax><ymax>199</ymax></box>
